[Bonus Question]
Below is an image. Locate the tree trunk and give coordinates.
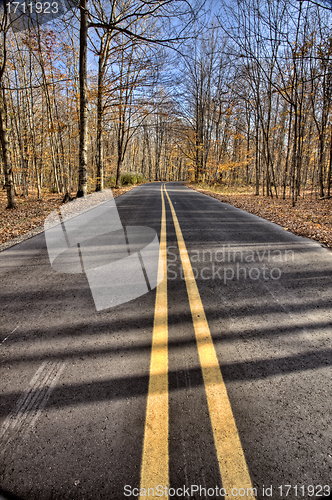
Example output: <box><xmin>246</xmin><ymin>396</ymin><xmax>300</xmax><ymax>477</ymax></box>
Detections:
<box><xmin>327</xmin><ymin>127</ymin><xmax>332</xmax><ymax>197</ymax></box>
<box><xmin>318</xmin><ymin>133</ymin><xmax>325</xmax><ymax>198</ymax></box>
<box><xmin>116</xmin><ymin>157</ymin><xmax>122</xmax><ymax>188</ymax></box>
<box><xmin>77</xmin><ymin>0</ymin><xmax>88</xmax><ymax>198</ymax></box>
<box><xmin>255</xmin><ymin>120</ymin><xmax>260</xmax><ymax>196</ymax></box>
<box><xmin>0</xmin><ymin>85</ymin><xmax>16</xmax><ymax>209</ymax></box>
<box><xmin>96</xmin><ymin>34</ymin><xmax>111</xmax><ymax>192</ymax></box>
<box><xmin>95</xmin><ymin>78</ymin><xmax>104</xmax><ymax>191</ymax></box>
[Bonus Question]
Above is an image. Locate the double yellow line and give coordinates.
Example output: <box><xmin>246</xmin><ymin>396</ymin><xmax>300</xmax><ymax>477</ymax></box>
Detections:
<box><xmin>140</xmin><ymin>184</ymin><xmax>255</xmax><ymax>499</ymax></box>
<box><xmin>140</xmin><ymin>184</ymin><xmax>169</xmax><ymax>494</ymax></box>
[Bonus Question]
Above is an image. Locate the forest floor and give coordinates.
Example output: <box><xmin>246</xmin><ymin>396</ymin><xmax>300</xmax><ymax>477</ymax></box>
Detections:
<box><xmin>1</xmin><ymin>182</ymin><xmax>332</xmax><ymax>251</ymax></box>
<box><xmin>186</xmin><ymin>183</ymin><xmax>332</xmax><ymax>249</ymax></box>
<box><xmin>0</xmin><ymin>185</ymin><xmax>138</xmax><ymax>251</ymax></box>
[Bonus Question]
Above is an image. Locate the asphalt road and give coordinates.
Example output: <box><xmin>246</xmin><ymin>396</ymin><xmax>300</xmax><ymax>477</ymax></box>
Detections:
<box><xmin>0</xmin><ymin>182</ymin><xmax>331</xmax><ymax>500</ymax></box>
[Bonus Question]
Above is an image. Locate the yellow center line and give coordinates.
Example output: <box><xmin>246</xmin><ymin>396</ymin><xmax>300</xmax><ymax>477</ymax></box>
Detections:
<box><xmin>163</xmin><ymin>185</ymin><xmax>256</xmax><ymax>499</ymax></box>
<box><xmin>140</xmin><ymin>184</ymin><xmax>169</xmax><ymax>499</ymax></box>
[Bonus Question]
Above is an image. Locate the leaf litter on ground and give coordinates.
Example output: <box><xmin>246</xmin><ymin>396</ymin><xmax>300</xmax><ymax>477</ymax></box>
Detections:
<box><xmin>186</xmin><ymin>183</ymin><xmax>332</xmax><ymax>249</ymax></box>
<box><xmin>1</xmin><ymin>183</ymin><xmax>332</xmax><ymax>251</ymax></box>
<box><xmin>0</xmin><ymin>185</ymin><xmax>137</xmax><ymax>251</ymax></box>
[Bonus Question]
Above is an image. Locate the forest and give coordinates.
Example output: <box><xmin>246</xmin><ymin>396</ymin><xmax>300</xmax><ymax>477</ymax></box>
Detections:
<box><xmin>1</xmin><ymin>0</ymin><xmax>332</xmax><ymax>209</ymax></box>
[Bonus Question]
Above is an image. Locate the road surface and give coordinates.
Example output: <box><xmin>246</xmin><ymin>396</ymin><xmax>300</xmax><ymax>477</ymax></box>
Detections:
<box><xmin>0</xmin><ymin>182</ymin><xmax>331</xmax><ymax>500</ymax></box>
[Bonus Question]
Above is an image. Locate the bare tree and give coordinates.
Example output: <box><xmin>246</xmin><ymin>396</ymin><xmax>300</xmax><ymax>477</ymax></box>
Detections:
<box><xmin>0</xmin><ymin>3</ymin><xmax>16</xmax><ymax>208</ymax></box>
<box><xmin>75</xmin><ymin>0</ymin><xmax>205</xmax><ymax>196</ymax></box>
